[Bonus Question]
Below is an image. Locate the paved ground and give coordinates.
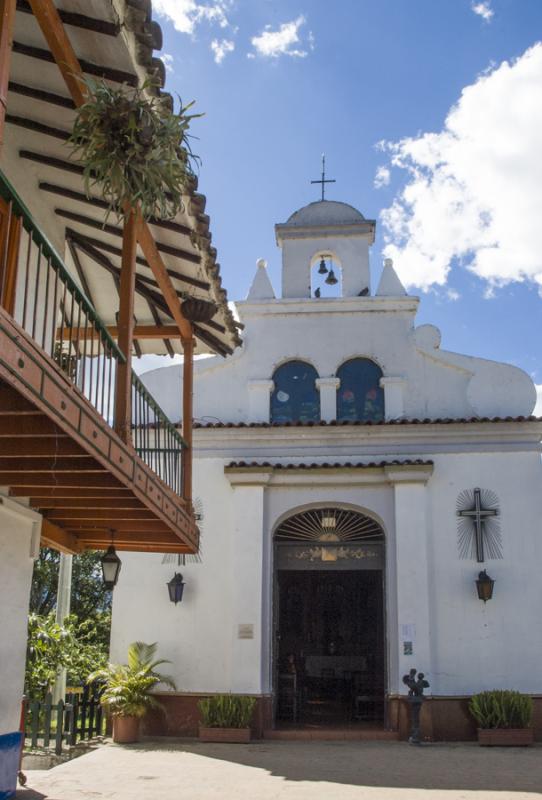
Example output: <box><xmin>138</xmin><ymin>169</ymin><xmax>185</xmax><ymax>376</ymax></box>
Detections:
<box><xmin>17</xmin><ymin>738</ymin><xmax>542</xmax><ymax>800</ymax></box>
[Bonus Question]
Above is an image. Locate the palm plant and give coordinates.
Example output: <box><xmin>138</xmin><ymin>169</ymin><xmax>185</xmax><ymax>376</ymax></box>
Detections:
<box><xmin>88</xmin><ymin>641</ymin><xmax>175</xmax><ymax>718</ymax></box>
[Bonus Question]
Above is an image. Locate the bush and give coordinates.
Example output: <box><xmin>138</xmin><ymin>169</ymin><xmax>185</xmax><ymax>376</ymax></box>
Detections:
<box><xmin>198</xmin><ymin>695</ymin><xmax>256</xmax><ymax>729</ymax></box>
<box><xmin>469</xmin><ymin>690</ymin><xmax>533</xmax><ymax>729</ymax></box>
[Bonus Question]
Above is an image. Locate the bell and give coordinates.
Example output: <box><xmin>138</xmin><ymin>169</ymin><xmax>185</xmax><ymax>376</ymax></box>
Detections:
<box><xmin>318</xmin><ymin>258</ymin><xmax>328</xmax><ymax>275</ymax></box>
<box><xmin>325</xmin><ymin>268</ymin><xmax>338</xmax><ymax>286</ymax></box>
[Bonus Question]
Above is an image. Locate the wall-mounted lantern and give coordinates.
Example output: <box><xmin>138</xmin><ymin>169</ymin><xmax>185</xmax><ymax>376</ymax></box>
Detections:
<box><xmin>167</xmin><ymin>572</ymin><xmax>185</xmax><ymax>605</ymax></box>
<box><xmin>475</xmin><ymin>570</ymin><xmax>494</xmax><ymax>602</ymax></box>
<box><xmin>101</xmin><ymin>545</ymin><xmax>122</xmax><ymax>590</ymax></box>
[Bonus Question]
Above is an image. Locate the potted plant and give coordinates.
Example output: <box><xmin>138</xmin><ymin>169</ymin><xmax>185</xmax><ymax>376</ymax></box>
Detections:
<box><xmin>469</xmin><ymin>690</ymin><xmax>534</xmax><ymax>746</ymax></box>
<box><xmin>198</xmin><ymin>694</ymin><xmax>256</xmax><ymax>743</ymax></box>
<box><xmin>88</xmin><ymin>641</ymin><xmax>176</xmax><ymax>744</ymax></box>
<box><xmin>69</xmin><ymin>77</ymin><xmax>200</xmax><ymax>222</ymax></box>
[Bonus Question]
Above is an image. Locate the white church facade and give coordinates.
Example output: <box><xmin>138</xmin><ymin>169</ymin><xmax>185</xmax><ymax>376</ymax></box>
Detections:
<box><xmin>110</xmin><ymin>198</ymin><xmax>542</xmax><ymax>740</ymax></box>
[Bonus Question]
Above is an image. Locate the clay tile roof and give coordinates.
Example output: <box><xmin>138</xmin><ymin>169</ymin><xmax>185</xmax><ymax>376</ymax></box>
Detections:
<box><xmin>194</xmin><ymin>416</ymin><xmax>542</xmax><ymax>429</ymax></box>
<box><xmin>225</xmin><ymin>459</ymin><xmax>434</xmax><ymax>470</ymax></box>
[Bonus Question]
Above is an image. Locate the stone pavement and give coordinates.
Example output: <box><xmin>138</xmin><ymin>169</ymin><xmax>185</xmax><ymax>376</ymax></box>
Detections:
<box><xmin>17</xmin><ymin>738</ymin><xmax>542</xmax><ymax>800</ymax></box>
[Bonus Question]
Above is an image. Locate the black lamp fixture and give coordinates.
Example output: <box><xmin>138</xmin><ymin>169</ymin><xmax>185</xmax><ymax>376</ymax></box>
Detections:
<box><xmin>325</xmin><ymin>267</ymin><xmax>338</xmax><ymax>286</ymax></box>
<box><xmin>167</xmin><ymin>572</ymin><xmax>185</xmax><ymax>605</ymax></box>
<box><xmin>318</xmin><ymin>257</ymin><xmax>328</xmax><ymax>275</ymax></box>
<box><xmin>101</xmin><ymin>545</ymin><xmax>122</xmax><ymax>590</ymax></box>
<box><xmin>475</xmin><ymin>570</ymin><xmax>494</xmax><ymax>602</ymax></box>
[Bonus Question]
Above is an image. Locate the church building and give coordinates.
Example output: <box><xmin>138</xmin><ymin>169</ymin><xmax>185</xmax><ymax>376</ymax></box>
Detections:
<box><xmin>110</xmin><ymin>195</ymin><xmax>542</xmax><ymax>740</ymax></box>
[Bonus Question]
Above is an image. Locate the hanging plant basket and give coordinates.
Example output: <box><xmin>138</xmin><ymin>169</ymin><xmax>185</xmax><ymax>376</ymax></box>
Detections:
<box><xmin>68</xmin><ymin>77</ymin><xmax>201</xmax><ymax>221</ymax></box>
<box><xmin>181</xmin><ymin>297</ymin><xmax>217</xmax><ymax>323</ymax></box>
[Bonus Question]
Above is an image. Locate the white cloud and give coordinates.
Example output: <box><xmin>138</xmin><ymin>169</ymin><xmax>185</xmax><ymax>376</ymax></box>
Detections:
<box><xmin>379</xmin><ymin>44</ymin><xmax>542</xmax><ymax>291</ymax></box>
<box><xmin>161</xmin><ymin>53</ymin><xmax>174</xmax><ymax>72</ymax></box>
<box><xmin>374</xmin><ymin>165</ymin><xmax>391</xmax><ymax>188</ymax></box>
<box><xmin>447</xmin><ymin>288</ymin><xmax>460</xmax><ymax>301</ymax></box>
<box><xmin>471</xmin><ymin>1</ymin><xmax>494</xmax><ymax>22</ymax></box>
<box><xmin>152</xmin><ymin>0</ymin><xmax>231</xmax><ymax>35</ymax></box>
<box><xmin>211</xmin><ymin>38</ymin><xmax>234</xmax><ymax>64</ymax></box>
<box><xmin>534</xmin><ymin>385</ymin><xmax>542</xmax><ymax>416</ymax></box>
<box><xmin>250</xmin><ymin>16</ymin><xmax>311</xmax><ymax>59</ymax></box>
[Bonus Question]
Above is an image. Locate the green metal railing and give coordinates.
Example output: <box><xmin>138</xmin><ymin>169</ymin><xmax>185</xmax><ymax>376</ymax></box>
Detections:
<box><xmin>0</xmin><ymin>170</ymin><xmax>185</xmax><ymax>495</ymax></box>
<box><xmin>132</xmin><ymin>373</ymin><xmax>186</xmax><ymax>496</ymax></box>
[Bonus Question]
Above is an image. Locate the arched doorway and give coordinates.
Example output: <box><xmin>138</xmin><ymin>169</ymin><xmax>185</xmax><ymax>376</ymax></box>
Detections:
<box><xmin>273</xmin><ymin>506</ymin><xmax>386</xmax><ymax>728</ymax></box>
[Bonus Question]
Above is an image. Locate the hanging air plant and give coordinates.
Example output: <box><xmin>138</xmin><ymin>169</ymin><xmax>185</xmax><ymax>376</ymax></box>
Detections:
<box><xmin>68</xmin><ymin>77</ymin><xmax>201</xmax><ymax>221</ymax></box>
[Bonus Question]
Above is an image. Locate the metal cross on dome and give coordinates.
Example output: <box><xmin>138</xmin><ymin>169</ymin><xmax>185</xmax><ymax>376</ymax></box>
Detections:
<box><xmin>311</xmin><ymin>154</ymin><xmax>336</xmax><ymax>201</ymax></box>
<box><xmin>457</xmin><ymin>487</ymin><xmax>498</xmax><ymax>563</ymax></box>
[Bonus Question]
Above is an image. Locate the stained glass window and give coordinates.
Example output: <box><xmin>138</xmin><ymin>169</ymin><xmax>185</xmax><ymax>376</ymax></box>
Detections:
<box><xmin>336</xmin><ymin>359</ymin><xmax>384</xmax><ymax>422</ymax></box>
<box><xmin>270</xmin><ymin>361</ymin><xmax>320</xmax><ymax>423</ymax></box>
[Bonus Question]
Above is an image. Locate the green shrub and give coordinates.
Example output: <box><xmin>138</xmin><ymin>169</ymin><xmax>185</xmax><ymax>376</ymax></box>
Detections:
<box><xmin>469</xmin><ymin>690</ymin><xmax>533</xmax><ymax>729</ymax></box>
<box><xmin>198</xmin><ymin>695</ymin><xmax>256</xmax><ymax>729</ymax></box>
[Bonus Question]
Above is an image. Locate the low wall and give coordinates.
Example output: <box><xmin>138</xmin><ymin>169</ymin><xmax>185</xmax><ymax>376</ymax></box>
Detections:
<box><xmin>387</xmin><ymin>696</ymin><xmax>542</xmax><ymax>742</ymax></box>
<box><xmin>143</xmin><ymin>694</ymin><xmax>273</xmax><ymax>739</ymax></box>
<box><xmin>147</xmin><ymin>693</ymin><xmax>542</xmax><ymax>741</ymax></box>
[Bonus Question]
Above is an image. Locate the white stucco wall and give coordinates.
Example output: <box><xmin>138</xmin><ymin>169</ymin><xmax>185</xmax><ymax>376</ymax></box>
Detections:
<box><xmin>111</xmin><ymin>431</ymin><xmax>542</xmax><ymax>700</ymax></box>
<box><xmin>0</xmin><ymin>499</ymin><xmax>40</xmax><ymax>735</ymax></box>
<box><xmin>141</xmin><ymin>295</ymin><xmax>536</xmax><ymax>425</ymax></box>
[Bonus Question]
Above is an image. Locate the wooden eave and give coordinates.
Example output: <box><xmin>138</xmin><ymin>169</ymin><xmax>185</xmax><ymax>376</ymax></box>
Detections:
<box><xmin>3</xmin><ymin>0</ymin><xmax>242</xmax><ymax>357</ymax></box>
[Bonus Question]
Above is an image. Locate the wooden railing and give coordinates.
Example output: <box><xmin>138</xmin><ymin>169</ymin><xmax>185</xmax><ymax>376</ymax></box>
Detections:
<box><xmin>0</xmin><ymin>170</ymin><xmax>186</xmax><ymax>495</ymax></box>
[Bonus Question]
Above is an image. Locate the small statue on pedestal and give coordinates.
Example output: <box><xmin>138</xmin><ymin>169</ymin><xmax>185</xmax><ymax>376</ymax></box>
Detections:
<box><xmin>402</xmin><ymin>668</ymin><xmax>429</xmax><ymax>745</ymax></box>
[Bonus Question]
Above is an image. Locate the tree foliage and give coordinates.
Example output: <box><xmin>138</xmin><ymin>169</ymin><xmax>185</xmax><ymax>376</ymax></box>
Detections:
<box><xmin>25</xmin><ymin>613</ymin><xmax>109</xmax><ymax>701</ymax></box>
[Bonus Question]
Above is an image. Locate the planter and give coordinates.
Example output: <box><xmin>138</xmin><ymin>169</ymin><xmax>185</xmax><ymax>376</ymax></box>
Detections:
<box><xmin>112</xmin><ymin>715</ymin><xmax>141</xmax><ymax>744</ymax></box>
<box><xmin>477</xmin><ymin>728</ymin><xmax>534</xmax><ymax>747</ymax></box>
<box><xmin>181</xmin><ymin>297</ymin><xmax>217</xmax><ymax>323</ymax></box>
<box><xmin>199</xmin><ymin>726</ymin><xmax>251</xmax><ymax>743</ymax></box>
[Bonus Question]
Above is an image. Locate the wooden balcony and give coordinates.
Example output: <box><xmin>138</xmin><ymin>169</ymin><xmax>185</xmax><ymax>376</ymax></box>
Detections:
<box><xmin>0</xmin><ymin>173</ymin><xmax>198</xmax><ymax>554</ymax></box>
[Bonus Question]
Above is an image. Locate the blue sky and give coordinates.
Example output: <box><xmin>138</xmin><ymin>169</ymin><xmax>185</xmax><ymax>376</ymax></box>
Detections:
<box><xmin>145</xmin><ymin>0</ymin><xmax>541</xmax><ymax>406</ymax></box>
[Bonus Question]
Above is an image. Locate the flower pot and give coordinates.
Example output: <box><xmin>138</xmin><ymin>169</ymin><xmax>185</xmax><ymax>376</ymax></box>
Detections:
<box><xmin>112</xmin><ymin>715</ymin><xmax>141</xmax><ymax>744</ymax></box>
<box><xmin>199</xmin><ymin>726</ymin><xmax>251</xmax><ymax>743</ymax></box>
<box><xmin>477</xmin><ymin>728</ymin><xmax>534</xmax><ymax>746</ymax></box>
<box><xmin>181</xmin><ymin>297</ymin><xmax>217</xmax><ymax>323</ymax></box>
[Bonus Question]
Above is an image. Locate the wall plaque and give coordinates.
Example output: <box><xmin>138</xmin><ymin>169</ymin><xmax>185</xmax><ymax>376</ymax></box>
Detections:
<box><xmin>237</xmin><ymin>624</ymin><xmax>254</xmax><ymax>640</ymax></box>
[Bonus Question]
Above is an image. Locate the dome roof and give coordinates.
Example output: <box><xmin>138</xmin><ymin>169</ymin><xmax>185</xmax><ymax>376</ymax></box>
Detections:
<box><xmin>285</xmin><ymin>200</ymin><xmax>365</xmax><ymax>227</ymax></box>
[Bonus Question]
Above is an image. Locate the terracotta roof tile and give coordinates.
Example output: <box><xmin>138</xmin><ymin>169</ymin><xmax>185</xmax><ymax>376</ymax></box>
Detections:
<box><xmin>225</xmin><ymin>459</ymin><xmax>434</xmax><ymax>470</ymax></box>
<box><xmin>194</xmin><ymin>416</ymin><xmax>542</xmax><ymax>429</ymax></box>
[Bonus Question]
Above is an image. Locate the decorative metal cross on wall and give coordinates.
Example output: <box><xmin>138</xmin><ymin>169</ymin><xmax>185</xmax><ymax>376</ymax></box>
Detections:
<box><xmin>311</xmin><ymin>154</ymin><xmax>336</xmax><ymax>201</ymax></box>
<box><xmin>456</xmin><ymin>487</ymin><xmax>501</xmax><ymax>562</ymax></box>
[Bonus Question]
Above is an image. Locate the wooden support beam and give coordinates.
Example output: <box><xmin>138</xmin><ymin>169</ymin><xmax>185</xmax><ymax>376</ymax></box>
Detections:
<box><xmin>0</xmin><ymin>0</ymin><xmax>16</xmax><ymax>154</ymax></box>
<box><xmin>57</xmin><ymin>325</ymin><xmax>182</xmax><ymax>341</ymax></box>
<box><xmin>41</xmin><ymin>183</ymin><xmax>194</xmax><ymax>238</ymax></box>
<box><xmin>0</xmin><ymin>472</ymin><xmax>124</xmax><ymax>487</ymax></box>
<box><xmin>46</xmin><ymin>508</ymin><xmax>156</xmax><ymax>521</ymax></box>
<box><xmin>16</xmin><ymin>1</ymin><xmax>120</xmax><ymax>37</ymax></box>
<box><xmin>0</xmin><ymin>415</ymin><xmax>61</xmax><ymax>436</ymax></box>
<box><xmin>9</xmin><ymin>80</ymin><xmax>75</xmax><ymax>109</ymax></box>
<box><xmin>41</xmin><ymin>518</ymin><xmax>82</xmax><ymax>554</ymax></box>
<box><xmin>25</xmin><ymin>2</ymin><xmax>88</xmax><ymax>105</ymax></box>
<box><xmin>136</xmin><ymin>217</ymin><xmax>193</xmax><ymax>341</ymax></box>
<box><xmin>114</xmin><ymin>207</ymin><xmax>138</xmax><ymax>444</ymax></box>
<box><xmin>182</xmin><ymin>335</ymin><xmax>194</xmax><ymax>505</ymax></box>
<box><xmin>0</xmin><ymin>457</ymin><xmax>104</xmax><ymax>471</ymax></box>
<box><xmin>11</xmin><ymin>487</ymin><xmax>132</xmax><ymax>499</ymax></box>
<box><xmin>63</xmin><ymin>520</ymin><xmax>172</xmax><ymax>533</ymax></box>
<box><xmin>0</xmin><ymin>437</ymin><xmax>87</xmax><ymax>456</ymax></box>
<box><xmin>12</xmin><ymin>40</ymin><xmax>136</xmax><ymax>88</ymax></box>
<box><xmin>30</xmin><ymin>497</ymin><xmax>145</xmax><ymax>510</ymax></box>
<box><xmin>0</xmin><ymin>197</ymin><xmax>21</xmax><ymax>314</ymax></box>
<box><xmin>67</xmin><ymin>229</ymin><xmax>209</xmax><ymax>292</ymax></box>
<box><xmin>56</xmin><ymin>208</ymin><xmax>201</xmax><ymax>264</ymax></box>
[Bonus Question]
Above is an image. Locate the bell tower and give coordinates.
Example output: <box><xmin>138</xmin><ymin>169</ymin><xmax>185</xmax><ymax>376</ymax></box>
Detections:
<box><xmin>275</xmin><ymin>200</ymin><xmax>376</xmax><ymax>299</ymax></box>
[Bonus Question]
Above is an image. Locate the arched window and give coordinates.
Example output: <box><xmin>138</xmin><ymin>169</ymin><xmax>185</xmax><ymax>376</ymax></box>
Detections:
<box><xmin>336</xmin><ymin>359</ymin><xmax>384</xmax><ymax>422</ymax></box>
<box><xmin>270</xmin><ymin>361</ymin><xmax>320</xmax><ymax>423</ymax></box>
